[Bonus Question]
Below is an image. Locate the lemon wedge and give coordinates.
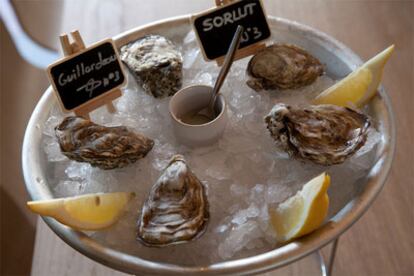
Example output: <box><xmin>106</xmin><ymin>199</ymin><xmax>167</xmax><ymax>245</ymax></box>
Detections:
<box><xmin>269</xmin><ymin>172</ymin><xmax>330</xmax><ymax>243</ymax></box>
<box><xmin>313</xmin><ymin>45</ymin><xmax>394</xmax><ymax>107</ymax></box>
<box><xmin>27</xmin><ymin>192</ymin><xmax>135</xmax><ymax>230</ymax></box>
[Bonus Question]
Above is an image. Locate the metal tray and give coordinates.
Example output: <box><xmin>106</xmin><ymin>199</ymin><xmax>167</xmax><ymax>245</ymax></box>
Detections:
<box><xmin>22</xmin><ymin>16</ymin><xmax>395</xmax><ymax>275</ymax></box>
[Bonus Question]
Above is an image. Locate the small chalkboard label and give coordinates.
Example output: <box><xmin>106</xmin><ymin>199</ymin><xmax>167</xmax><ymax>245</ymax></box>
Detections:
<box><xmin>192</xmin><ymin>0</ymin><xmax>271</xmax><ymax>61</ymax></box>
<box><xmin>47</xmin><ymin>39</ymin><xmax>125</xmax><ymax>112</ymax></box>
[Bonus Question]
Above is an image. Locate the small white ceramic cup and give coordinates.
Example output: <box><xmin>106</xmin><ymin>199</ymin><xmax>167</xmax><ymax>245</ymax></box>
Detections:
<box><xmin>169</xmin><ymin>85</ymin><xmax>228</xmax><ymax>146</ymax></box>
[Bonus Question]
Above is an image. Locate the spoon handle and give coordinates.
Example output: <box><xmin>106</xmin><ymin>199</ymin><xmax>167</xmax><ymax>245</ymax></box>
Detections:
<box><xmin>210</xmin><ymin>25</ymin><xmax>244</xmax><ymax>109</ymax></box>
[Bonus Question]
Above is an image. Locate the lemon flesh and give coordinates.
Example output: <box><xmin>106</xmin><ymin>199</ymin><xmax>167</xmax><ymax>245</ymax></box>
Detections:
<box><xmin>27</xmin><ymin>192</ymin><xmax>135</xmax><ymax>230</ymax></box>
<box><xmin>314</xmin><ymin>45</ymin><xmax>394</xmax><ymax>107</ymax></box>
<box><xmin>269</xmin><ymin>173</ymin><xmax>330</xmax><ymax>243</ymax></box>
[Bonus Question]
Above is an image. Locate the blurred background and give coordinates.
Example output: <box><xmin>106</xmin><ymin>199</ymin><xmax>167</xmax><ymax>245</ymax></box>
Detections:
<box><xmin>1</xmin><ymin>0</ymin><xmax>413</xmax><ymax>275</ymax></box>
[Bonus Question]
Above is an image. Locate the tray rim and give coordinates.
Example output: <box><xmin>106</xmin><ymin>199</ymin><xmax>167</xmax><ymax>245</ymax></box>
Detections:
<box><xmin>22</xmin><ymin>15</ymin><xmax>396</xmax><ymax>275</ymax></box>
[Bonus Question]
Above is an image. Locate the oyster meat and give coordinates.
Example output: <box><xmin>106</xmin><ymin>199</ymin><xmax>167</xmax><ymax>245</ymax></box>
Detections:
<box><xmin>55</xmin><ymin>116</ymin><xmax>154</xmax><ymax>169</ymax></box>
<box><xmin>265</xmin><ymin>104</ymin><xmax>370</xmax><ymax>165</ymax></box>
<box><xmin>120</xmin><ymin>35</ymin><xmax>183</xmax><ymax>98</ymax></box>
<box><xmin>137</xmin><ymin>155</ymin><xmax>209</xmax><ymax>247</ymax></box>
<box><xmin>246</xmin><ymin>44</ymin><xmax>324</xmax><ymax>91</ymax></box>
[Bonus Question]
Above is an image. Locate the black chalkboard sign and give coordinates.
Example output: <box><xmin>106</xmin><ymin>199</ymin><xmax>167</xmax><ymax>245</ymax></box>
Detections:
<box><xmin>192</xmin><ymin>0</ymin><xmax>271</xmax><ymax>60</ymax></box>
<box><xmin>47</xmin><ymin>39</ymin><xmax>125</xmax><ymax>111</ymax></box>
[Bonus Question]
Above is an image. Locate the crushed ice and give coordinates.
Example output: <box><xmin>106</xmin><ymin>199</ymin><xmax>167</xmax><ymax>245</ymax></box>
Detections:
<box><xmin>41</xmin><ymin>30</ymin><xmax>381</xmax><ymax>264</ymax></box>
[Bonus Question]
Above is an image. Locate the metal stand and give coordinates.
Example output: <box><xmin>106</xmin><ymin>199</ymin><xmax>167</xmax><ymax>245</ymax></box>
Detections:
<box><xmin>315</xmin><ymin>237</ymin><xmax>339</xmax><ymax>276</ymax></box>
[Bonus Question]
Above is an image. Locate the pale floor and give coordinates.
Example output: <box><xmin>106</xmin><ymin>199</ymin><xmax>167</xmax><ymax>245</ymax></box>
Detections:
<box><xmin>1</xmin><ymin>1</ymin><xmax>413</xmax><ymax>275</ymax></box>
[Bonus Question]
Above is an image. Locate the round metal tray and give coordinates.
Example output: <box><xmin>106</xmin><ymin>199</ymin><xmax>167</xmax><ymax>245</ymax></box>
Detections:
<box><xmin>22</xmin><ymin>16</ymin><xmax>395</xmax><ymax>275</ymax></box>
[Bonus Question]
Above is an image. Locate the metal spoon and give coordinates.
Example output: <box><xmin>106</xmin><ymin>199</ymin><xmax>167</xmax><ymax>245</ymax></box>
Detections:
<box><xmin>194</xmin><ymin>25</ymin><xmax>244</xmax><ymax>121</ymax></box>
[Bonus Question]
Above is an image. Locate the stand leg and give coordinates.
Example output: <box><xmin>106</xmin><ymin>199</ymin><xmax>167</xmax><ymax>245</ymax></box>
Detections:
<box><xmin>315</xmin><ymin>251</ymin><xmax>327</xmax><ymax>276</ymax></box>
<box><xmin>315</xmin><ymin>237</ymin><xmax>340</xmax><ymax>276</ymax></box>
<box><xmin>327</xmin><ymin>238</ymin><xmax>339</xmax><ymax>276</ymax></box>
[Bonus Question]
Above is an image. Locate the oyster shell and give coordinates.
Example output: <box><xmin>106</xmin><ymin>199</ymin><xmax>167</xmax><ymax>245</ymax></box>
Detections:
<box><xmin>137</xmin><ymin>155</ymin><xmax>209</xmax><ymax>247</ymax></box>
<box><xmin>246</xmin><ymin>44</ymin><xmax>324</xmax><ymax>91</ymax></box>
<box><xmin>55</xmin><ymin>116</ymin><xmax>154</xmax><ymax>170</ymax></box>
<box><xmin>120</xmin><ymin>35</ymin><xmax>183</xmax><ymax>98</ymax></box>
<box><xmin>265</xmin><ymin>104</ymin><xmax>370</xmax><ymax>165</ymax></box>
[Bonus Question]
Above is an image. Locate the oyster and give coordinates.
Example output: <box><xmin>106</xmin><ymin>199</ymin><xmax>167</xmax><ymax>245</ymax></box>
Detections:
<box><xmin>137</xmin><ymin>155</ymin><xmax>209</xmax><ymax>247</ymax></box>
<box><xmin>265</xmin><ymin>104</ymin><xmax>370</xmax><ymax>165</ymax></box>
<box><xmin>120</xmin><ymin>35</ymin><xmax>183</xmax><ymax>98</ymax></box>
<box><xmin>246</xmin><ymin>44</ymin><xmax>324</xmax><ymax>91</ymax></box>
<box><xmin>55</xmin><ymin>116</ymin><xmax>154</xmax><ymax>169</ymax></box>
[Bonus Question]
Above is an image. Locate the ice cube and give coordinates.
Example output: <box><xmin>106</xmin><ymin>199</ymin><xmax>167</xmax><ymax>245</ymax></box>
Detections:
<box><xmin>230</xmin><ymin>183</ymin><xmax>248</xmax><ymax>197</ymax></box>
<box><xmin>205</xmin><ymin>156</ymin><xmax>232</xmax><ymax>180</ymax></box>
<box><xmin>354</xmin><ymin>127</ymin><xmax>381</xmax><ymax>158</ymax></box>
<box><xmin>218</xmin><ymin>220</ymin><xmax>262</xmax><ymax>259</ymax></box>
<box><xmin>183</xmin><ymin>48</ymin><xmax>200</xmax><ymax>69</ymax></box>
<box><xmin>249</xmin><ymin>184</ymin><xmax>265</xmax><ymax>203</ymax></box>
<box><xmin>65</xmin><ymin>161</ymin><xmax>92</xmax><ymax>180</ymax></box>
<box><xmin>215</xmin><ymin>224</ymin><xmax>229</xmax><ymax>234</ymax></box>
<box><xmin>231</xmin><ymin>203</ymin><xmax>260</xmax><ymax>225</ymax></box>
<box><xmin>151</xmin><ymin>142</ymin><xmax>176</xmax><ymax>171</ymax></box>
<box><xmin>44</xmin><ymin>139</ymin><xmax>66</xmax><ymax>162</ymax></box>
<box><xmin>183</xmin><ymin>30</ymin><xmax>196</xmax><ymax>45</ymax></box>
<box><xmin>266</xmin><ymin>184</ymin><xmax>294</xmax><ymax>204</ymax></box>
<box><xmin>43</xmin><ymin>116</ymin><xmax>61</xmax><ymax>137</ymax></box>
<box><xmin>218</xmin><ymin>133</ymin><xmax>259</xmax><ymax>153</ymax></box>
<box><xmin>246</xmin><ymin>238</ymin><xmax>264</xmax><ymax>250</ymax></box>
<box><xmin>54</xmin><ymin>180</ymin><xmax>85</xmax><ymax>197</ymax></box>
<box><xmin>194</xmin><ymin>72</ymin><xmax>213</xmax><ymax>86</ymax></box>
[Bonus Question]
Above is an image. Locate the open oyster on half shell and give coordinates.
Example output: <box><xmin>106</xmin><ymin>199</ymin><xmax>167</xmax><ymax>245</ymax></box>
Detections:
<box><xmin>137</xmin><ymin>155</ymin><xmax>209</xmax><ymax>247</ymax></box>
<box><xmin>246</xmin><ymin>44</ymin><xmax>324</xmax><ymax>91</ymax></box>
<box><xmin>265</xmin><ymin>104</ymin><xmax>370</xmax><ymax>165</ymax></box>
<box><xmin>55</xmin><ymin>116</ymin><xmax>154</xmax><ymax>170</ymax></box>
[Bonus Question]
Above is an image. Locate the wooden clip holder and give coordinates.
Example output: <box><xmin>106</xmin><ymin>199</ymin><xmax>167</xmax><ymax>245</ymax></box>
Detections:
<box><xmin>214</xmin><ymin>0</ymin><xmax>266</xmax><ymax>66</ymax></box>
<box><xmin>59</xmin><ymin>30</ymin><xmax>121</xmax><ymax>120</ymax></box>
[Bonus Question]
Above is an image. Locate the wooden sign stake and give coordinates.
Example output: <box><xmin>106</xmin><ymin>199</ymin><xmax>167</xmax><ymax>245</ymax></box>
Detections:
<box><xmin>58</xmin><ymin>30</ymin><xmax>120</xmax><ymax>120</ymax></box>
<box><xmin>215</xmin><ymin>0</ymin><xmax>233</xmax><ymax>5</ymax></box>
